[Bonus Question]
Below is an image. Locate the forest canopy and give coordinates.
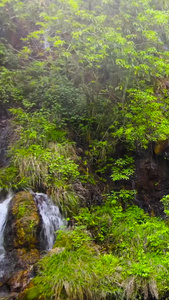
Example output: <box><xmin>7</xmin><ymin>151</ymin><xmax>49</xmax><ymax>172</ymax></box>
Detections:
<box><xmin>0</xmin><ymin>0</ymin><xmax>169</xmax><ymax>194</ymax></box>
<box><xmin>1</xmin><ymin>0</ymin><xmax>169</xmax><ymax>147</ymax></box>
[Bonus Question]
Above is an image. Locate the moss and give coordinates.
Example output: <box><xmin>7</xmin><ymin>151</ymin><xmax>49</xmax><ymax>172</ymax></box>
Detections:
<box><xmin>4</xmin><ymin>192</ymin><xmax>41</xmax><ymax>298</ymax></box>
<box><xmin>154</xmin><ymin>140</ymin><xmax>169</xmax><ymax>155</ymax></box>
<box><xmin>19</xmin><ymin>283</ymin><xmax>43</xmax><ymax>300</ymax></box>
<box><xmin>11</xmin><ymin>192</ymin><xmax>40</xmax><ymax>249</ymax></box>
<box><xmin>17</xmin><ymin>202</ymin><xmax>27</xmax><ymax>219</ymax></box>
<box><xmin>16</xmin><ymin>249</ymin><xmax>40</xmax><ymax>268</ymax></box>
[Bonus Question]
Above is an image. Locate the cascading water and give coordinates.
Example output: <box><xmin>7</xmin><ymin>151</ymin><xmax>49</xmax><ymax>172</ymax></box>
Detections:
<box><xmin>0</xmin><ymin>191</ymin><xmax>64</xmax><ymax>294</ymax></box>
<box><xmin>34</xmin><ymin>193</ymin><xmax>64</xmax><ymax>250</ymax></box>
<box><xmin>0</xmin><ymin>193</ymin><xmax>13</xmax><ymax>278</ymax></box>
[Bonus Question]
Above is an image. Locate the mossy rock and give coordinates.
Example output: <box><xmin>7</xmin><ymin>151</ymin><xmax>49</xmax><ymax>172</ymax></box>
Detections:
<box><xmin>9</xmin><ymin>192</ymin><xmax>40</xmax><ymax>250</ymax></box>
<box><xmin>15</xmin><ymin>248</ymin><xmax>40</xmax><ymax>268</ymax></box>
<box><xmin>3</xmin><ymin>192</ymin><xmax>41</xmax><ymax>298</ymax></box>
<box><xmin>8</xmin><ymin>269</ymin><xmax>31</xmax><ymax>293</ymax></box>
<box><xmin>154</xmin><ymin>139</ymin><xmax>169</xmax><ymax>155</ymax></box>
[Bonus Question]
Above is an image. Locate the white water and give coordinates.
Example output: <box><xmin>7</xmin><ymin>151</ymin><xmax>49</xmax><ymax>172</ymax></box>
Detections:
<box><xmin>0</xmin><ymin>193</ymin><xmax>13</xmax><ymax>277</ymax></box>
<box><xmin>0</xmin><ymin>192</ymin><xmax>63</xmax><ymax>281</ymax></box>
<box><xmin>34</xmin><ymin>193</ymin><xmax>64</xmax><ymax>250</ymax></box>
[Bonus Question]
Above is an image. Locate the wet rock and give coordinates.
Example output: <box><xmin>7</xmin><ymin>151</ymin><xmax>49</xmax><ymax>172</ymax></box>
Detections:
<box><xmin>0</xmin><ymin>282</ymin><xmax>17</xmax><ymax>299</ymax></box>
<box><xmin>48</xmin><ymin>247</ymin><xmax>65</xmax><ymax>256</ymax></box>
<box><xmin>0</xmin><ymin>118</ymin><xmax>12</xmax><ymax>168</ymax></box>
<box><xmin>3</xmin><ymin>192</ymin><xmax>41</xmax><ymax>297</ymax></box>
<box><xmin>73</xmin><ymin>182</ymin><xmax>103</xmax><ymax>207</ymax></box>
<box><xmin>0</xmin><ymin>292</ymin><xmax>18</xmax><ymax>300</ymax></box>
<box><xmin>5</xmin><ymin>191</ymin><xmax>40</xmax><ymax>251</ymax></box>
<box><xmin>0</xmin><ymin>283</ymin><xmax>10</xmax><ymax>295</ymax></box>
<box><xmin>134</xmin><ymin>146</ymin><xmax>169</xmax><ymax>216</ymax></box>
<box><xmin>14</xmin><ymin>249</ymin><xmax>40</xmax><ymax>269</ymax></box>
<box><xmin>154</xmin><ymin>139</ymin><xmax>169</xmax><ymax>156</ymax></box>
<box><xmin>8</xmin><ymin>269</ymin><xmax>32</xmax><ymax>293</ymax></box>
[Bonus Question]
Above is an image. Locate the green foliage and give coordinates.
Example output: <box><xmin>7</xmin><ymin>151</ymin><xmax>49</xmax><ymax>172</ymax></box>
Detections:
<box><xmin>17</xmin><ymin>202</ymin><xmax>27</xmax><ymax>219</ymax></box>
<box><xmin>111</xmin><ymin>156</ymin><xmax>135</xmax><ymax>181</ymax></box>
<box><xmin>10</xmin><ymin>109</ymin><xmax>67</xmax><ymax>146</ymax></box>
<box><xmin>1</xmin><ymin>0</ymin><xmax>169</xmax><ymax>152</ymax></box>
<box><xmin>160</xmin><ymin>194</ymin><xmax>169</xmax><ymax>217</ymax></box>
<box><xmin>1</xmin><ymin>1</ymin><xmax>169</xmax><ymax>298</ymax></box>
<box><xmin>12</xmin><ymin>143</ymin><xmax>79</xmax><ymax>188</ymax></box>
<box><xmin>29</xmin><ymin>199</ymin><xmax>169</xmax><ymax>299</ymax></box>
<box><xmin>115</xmin><ymin>89</ymin><xmax>169</xmax><ymax>147</ymax></box>
<box><xmin>0</xmin><ymin>166</ymin><xmax>29</xmax><ymax>190</ymax></box>
<box><xmin>28</xmin><ymin>227</ymin><xmax>122</xmax><ymax>300</ymax></box>
<box><xmin>1</xmin><ymin>109</ymin><xmax>80</xmax><ymax>213</ymax></box>
<box><xmin>76</xmin><ymin>196</ymin><xmax>169</xmax><ymax>257</ymax></box>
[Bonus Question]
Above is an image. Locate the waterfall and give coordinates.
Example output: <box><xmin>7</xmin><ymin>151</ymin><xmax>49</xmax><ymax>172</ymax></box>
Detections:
<box><xmin>0</xmin><ymin>193</ymin><xmax>12</xmax><ymax>278</ymax></box>
<box><xmin>0</xmin><ymin>192</ymin><xmax>64</xmax><ymax>284</ymax></box>
<box><xmin>34</xmin><ymin>193</ymin><xmax>64</xmax><ymax>250</ymax></box>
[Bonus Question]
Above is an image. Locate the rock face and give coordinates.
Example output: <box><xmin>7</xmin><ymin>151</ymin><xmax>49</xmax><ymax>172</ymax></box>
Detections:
<box><xmin>1</xmin><ymin>192</ymin><xmax>41</xmax><ymax>297</ymax></box>
<box><xmin>154</xmin><ymin>140</ymin><xmax>169</xmax><ymax>156</ymax></box>
<box><xmin>134</xmin><ymin>146</ymin><xmax>169</xmax><ymax>216</ymax></box>
<box><xmin>0</xmin><ymin>118</ymin><xmax>12</xmax><ymax>168</ymax></box>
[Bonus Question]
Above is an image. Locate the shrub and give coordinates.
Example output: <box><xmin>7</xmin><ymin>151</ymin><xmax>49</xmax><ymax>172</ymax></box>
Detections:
<box><xmin>27</xmin><ymin>198</ymin><xmax>169</xmax><ymax>299</ymax></box>
<box><xmin>27</xmin><ymin>227</ymin><xmax>122</xmax><ymax>300</ymax></box>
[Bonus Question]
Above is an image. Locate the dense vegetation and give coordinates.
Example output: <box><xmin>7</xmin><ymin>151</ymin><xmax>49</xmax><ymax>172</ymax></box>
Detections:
<box><xmin>27</xmin><ymin>200</ymin><xmax>169</xmax><ymax>300</ymax></box>
<box><xmin>1</xmin><ymin>0</ymin><xmax>169</xmax><ymax>299</ymax></box>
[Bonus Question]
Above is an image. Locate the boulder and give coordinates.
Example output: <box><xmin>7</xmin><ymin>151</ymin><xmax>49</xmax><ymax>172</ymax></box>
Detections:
<box><xmin>3</xmin><ymin>191</ymin><xmax>41</xmax><ymax>297</ymax></box>
<box><xmin>5</xmin><ymin>191</ymin><xmax>40</xmax><ymax>250</ymax></box>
